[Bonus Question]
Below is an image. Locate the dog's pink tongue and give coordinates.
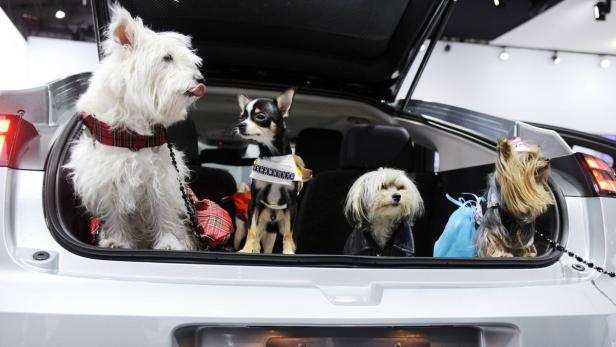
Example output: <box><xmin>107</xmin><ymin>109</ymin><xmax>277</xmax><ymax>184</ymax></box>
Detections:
<box><xmin>190</xmin><ymin>83</ymin><xmax>206</xmax><ymax>97</ymax></box>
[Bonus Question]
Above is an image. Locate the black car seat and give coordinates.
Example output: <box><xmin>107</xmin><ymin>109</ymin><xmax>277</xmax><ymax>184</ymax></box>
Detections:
<box><xmin>167</xmin><ymin>117</ymin><xmax>237</xmax><ymax>217</ymax></box>
<box><xmin>200</xmin><ymin>148</ymin><xmax>255</xmax><ymax>166</ymax></box>
<box><xmin>294</xmin><ymin>124</ymin><xmax>420</xmax><ymax>255</ymax></box>
<box><xmin>294</xmin><ymin>128</ymin><xmax>343</xmax><ymax>175</ymax></box>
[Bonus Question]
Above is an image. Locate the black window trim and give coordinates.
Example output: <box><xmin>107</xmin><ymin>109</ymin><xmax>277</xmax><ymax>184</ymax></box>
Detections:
<box><xmin>43</xmin><ymin>111</ymin><xmax>568</xmax><ymax>269</ymax></box>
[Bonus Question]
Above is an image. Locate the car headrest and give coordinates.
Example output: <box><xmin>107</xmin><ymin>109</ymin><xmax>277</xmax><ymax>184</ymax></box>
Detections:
<box><xmin>340</xmin><ymin>124</ymin><xmax>413</xmax><ymax>170</ymax></box>
<box><xmin>295</xmin><ymin>128</ymin><xmax>343</xmax><ymax>174</ymax></box>
<box><xmin>167</xmin><ymin>117</ymin><xmax>199</xmax><ymax>165</ymax></box>
<box><xmin>200</xmin><ymin>148</ymin><xmax>255</xmax><ymax>166</ymax></box>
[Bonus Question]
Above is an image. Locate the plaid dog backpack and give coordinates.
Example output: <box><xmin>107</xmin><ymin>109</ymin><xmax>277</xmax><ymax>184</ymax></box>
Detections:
<box><xmin>90</xmin><ymin>187</ymin><xmax>233</xmax><ymax>250</ymax></box>
<box><xmin>186</xmin><ymin>187</ymin><xmax>233</xmax><ymax>249</ymax></box>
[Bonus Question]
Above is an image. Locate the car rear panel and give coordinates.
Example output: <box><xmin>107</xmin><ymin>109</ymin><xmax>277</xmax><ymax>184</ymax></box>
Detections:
<box><xmin>0</xmin><ymin>73</ymin><xmax>90</xmax><ymax>171</ymax></box>
<box><xmin>592</xmin><ymin>197</ymin><xmax>616</xmax><ymax>304</ymax></box>
<box><xmin>1</xmin><ymin>166</ymin><xmax>615</xmax><ymax>346</ymax></box>
<box><xmin>2</xmin><ymin>74</ymin><xmax>616</xmax><ymax>346</ymax></box>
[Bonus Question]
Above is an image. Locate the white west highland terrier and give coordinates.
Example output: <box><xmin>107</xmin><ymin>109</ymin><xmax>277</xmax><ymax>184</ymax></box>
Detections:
<box><xmin>65</xmin><ymin>5</ymin><xmax>205</xmax><ymax>250</ymax></box>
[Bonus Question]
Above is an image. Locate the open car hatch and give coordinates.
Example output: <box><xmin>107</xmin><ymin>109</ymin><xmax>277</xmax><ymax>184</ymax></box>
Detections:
<box><xmin>93</xmin><ymin>0</ymin><xmax>455</xmax><ymax>103</ymax></box>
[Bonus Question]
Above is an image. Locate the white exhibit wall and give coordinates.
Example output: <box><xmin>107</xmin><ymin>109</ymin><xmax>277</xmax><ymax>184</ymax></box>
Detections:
<box><xmin>0</xmin><ymin>6</ymin><xmax>98</xmax><ymax>91</ymax></box>
<box><xmin>493</xmin><ymin>0</ymin><xmax>616</xmax><ymax>55</ymax></box>
<box><xmin>26</xmin><ymin>36</ymin><xmax>98</xmax><ymax>87</ymax></box>
<box><xmin>413</xmin><ymin>41</ymin><xmax>616</xmax><ymax>135</ymax></box>
<box><xmin>1</xmin><ymin>21</ymin><xmax>614</xmax><ymax>135</ymax></box>
<box><xmin>0</xmin><ymin>8</ymin><xmax>28</xmax><ymax>90</ymax></box>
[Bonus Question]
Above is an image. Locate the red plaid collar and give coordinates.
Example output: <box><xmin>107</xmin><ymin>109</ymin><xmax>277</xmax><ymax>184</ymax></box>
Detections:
<box><xmin>80</xmin><ymin>113</ymin><xmax>167</xmax><ymax>151</ymax></box>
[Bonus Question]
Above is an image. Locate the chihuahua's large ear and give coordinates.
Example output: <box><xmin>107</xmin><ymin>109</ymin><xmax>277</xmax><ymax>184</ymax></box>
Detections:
<box><xmin>276</xmin><ymin>88</ymin><xmax>295</xmax><ymax>118</ymax></box>
<box><xmin>238</xmin><ymin>94</ymin><xmax>251</xmax><ymax>111</ymax></box>
<box><xmin>108</xmin><ymin>5</ymin><xmax>143</xmax><ymax>48</ymax></box>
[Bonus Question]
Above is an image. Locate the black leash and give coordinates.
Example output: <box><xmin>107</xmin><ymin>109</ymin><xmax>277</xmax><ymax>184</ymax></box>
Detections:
<box><xmin>480</xmin><ymin>187</ymin><xmax>614</xmax><ymax>278</ymax></box>
<box><xmin>166</xmin><ymin>141</ymin><xmax>203</xmax><ymax>239</ymax></box>
<box><xmin>536</xmin><ymin>231</ymin><xmax>615</xmax><ymax>277</ymax></box>
<box><xmin>167</xmin><ymin>138</ymin><xmax>613</xmax><ymax>268</ymax></box>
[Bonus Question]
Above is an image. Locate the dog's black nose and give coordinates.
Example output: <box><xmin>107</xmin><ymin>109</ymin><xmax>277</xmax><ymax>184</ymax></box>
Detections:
<box><xmin>392</xmin><ymin>193</ymin><xmax>401</xmax><ymax>202</ymax></box>
<box><xmin>196</xmin><ymin>78</ymin><xmax>205</xmax><ymax>84</ymax></box>
<box><xmin>237</xmin><ymin>123</ymin><xmax>247</xmax><ymax>133</ymax></box>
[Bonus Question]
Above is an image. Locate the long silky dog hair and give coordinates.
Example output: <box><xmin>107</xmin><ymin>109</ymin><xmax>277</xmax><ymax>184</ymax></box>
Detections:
<box><xmin>344</xmin><ymin>168</ymin><xmax>423</xmax><ymax>248</ymax></box>
<box><xmin>475</xmin><ymin>139</ymin><xmax>553</xmax><ymax>257</ymax></box>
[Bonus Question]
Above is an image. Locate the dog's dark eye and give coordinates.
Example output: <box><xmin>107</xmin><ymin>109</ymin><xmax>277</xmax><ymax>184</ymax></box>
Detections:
<box><xmin>254</xmin><ymin>113</ymin><xmax>266</xmax><ymax>121</ymax></box>
<box><xmin>163</xmin><ymin>54</ymin><xmax>173</xmax><ymax>62</ymax></box>
<box><xmin>397</xmin><ymin>185</ymin><xmax>404</xmax><ymax>190</ymax></box>
<box><xmin>381</xmin><ymin>184</ymin><xmax>387</xmax><ymax>190</ymax></box>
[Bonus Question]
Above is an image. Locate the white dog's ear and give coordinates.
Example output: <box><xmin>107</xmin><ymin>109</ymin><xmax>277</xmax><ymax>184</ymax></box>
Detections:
<box><xmin>109</xmin><ymin>5</ymin><xmax>143</xmax><ymax>48</ymax></box>
<box><xmin>238</xmin><ymin>94</ymin><xmax>251</xmax><ymax>111</ymax></box>
<box><xmin>276</xmin><ymin>88</ymin><xmax>295</xmax><ymax>118</ymax></box>
<box><xmin>344</xmin><ymin>175</ymin><xmax>369</xmax><ymax>227</ymax></box>
<box><xmin>402</xmin><ymin>174</ymin><xmax>424</xmax><ymax>220</ymax></box>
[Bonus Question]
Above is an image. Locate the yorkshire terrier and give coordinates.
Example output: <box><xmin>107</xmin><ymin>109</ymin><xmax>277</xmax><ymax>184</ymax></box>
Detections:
<box><xmin>343</xmin><ymin>168</ymin><xmax>424</xmax><ymax>256</ymax></box>
<box><xmin>235</xmin><ymin>88</ymin><xmax>305</xmax><ymax>254</ymax></box>
<box><xmin>475</xmin><ymin>138</ymin><xmax>553</xmax><ymax>257</ymax></box>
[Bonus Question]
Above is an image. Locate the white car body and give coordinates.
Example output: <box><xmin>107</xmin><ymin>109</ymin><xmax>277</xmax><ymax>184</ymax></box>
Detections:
<box><xmin>0</xmin><ymin>75</ymin><xmax>615</xmax><ymax>347</ymax></box>
<box><xmin>2</xmin><ymin>0</ymin><xmax>616</xmax><ymax>344</ymax></box>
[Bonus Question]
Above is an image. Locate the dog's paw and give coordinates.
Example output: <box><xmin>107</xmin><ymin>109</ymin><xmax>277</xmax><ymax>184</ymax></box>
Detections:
<box><xmin>238</xmin><ymin>244</ymin><xmax>261</xmax><ymax>253</ymax></box>
<box><xmin>153</xmin><ymin>242</ymin><xmax>189</xmax><ymax>251</ymax></box>
<box><xmin>153</xmin><ymin>233</ymin><xmax>193</xmax><ymax>251</ymax></box>
<box><xmin>493</xmin><ymin>251</ymin><xmax>514</xmax><ymax>257</ymax></box>
<box><xmin>98</xmin><ymin>239</ymin><xmax>132</xmax><ymax>249</ymax></box>
<box><xmin>282</xmin><ymin>236</ymin><xmax>296</xmax><ymax>255</ymax></box>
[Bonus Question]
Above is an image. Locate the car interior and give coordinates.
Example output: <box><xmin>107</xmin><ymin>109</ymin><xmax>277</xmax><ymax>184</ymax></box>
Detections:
<box><xmin>55</xmin><ymin>87</ymin><xmax>559</xmax><ymax>259</ymax></box>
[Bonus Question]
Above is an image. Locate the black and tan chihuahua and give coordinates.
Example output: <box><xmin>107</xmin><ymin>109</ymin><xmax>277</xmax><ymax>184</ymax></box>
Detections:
<box><xmin>235</xmin><ymin>88</ymin><xmax>305</xmax><ymax>254</ymax></box>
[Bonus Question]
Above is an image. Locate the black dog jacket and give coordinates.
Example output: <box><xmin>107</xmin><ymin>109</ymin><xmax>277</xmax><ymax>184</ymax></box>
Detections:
<box><xmin>343</xmin><ymin>220</ymin><xmax>415</xmax><ymax>257</ymax></box>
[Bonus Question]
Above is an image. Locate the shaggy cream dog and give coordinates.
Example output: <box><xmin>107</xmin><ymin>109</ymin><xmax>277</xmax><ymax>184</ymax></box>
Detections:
<box><xmin>344</xmin><ymin>168</ymin><xmax>423</xmax><ymax>256</ymax></box>
<box><xmin>65</xmin><ymin>5</ymin><xmax>205</xmax><ymax>250</ymax></box>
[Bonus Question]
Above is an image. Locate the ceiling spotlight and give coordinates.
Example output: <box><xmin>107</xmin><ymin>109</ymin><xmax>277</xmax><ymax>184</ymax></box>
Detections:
<box><xmin>444</xmin><ymin>44</ymin><xmax>451</xmax><ymax>52</ymax></box>
<box><xmin>55</xmin><ymin>10</ymin><xmax>66</xmax><ymax>19</ymax></box>
<box><xmin>499</xmin><ymin>48</ymin><xmax>510</xmax><ymax>61</ymax></box>
<box><xmin>494</xmin><ymin>0</ymin><xmax>505</xmax><ymax>7</ymax></box>
<box><xmin>594</xmin><ymin>1</ymin><xmax>611</xmax><ymax>21</ymax></box>
<box><xmin>600</xmin><ymin>57</ymin><xmax>611</xmax><ymax>68</ymax></box>
<box><xmin>420</xmin><ymin>44</ymin><xmax>427</xmax><ymax>52</ymax></box>
<box><xmin>551</xmin><ymin>52</ymin><xmax>561</xmax><ymax>64</ymax></box>
<box><xmin>22</xmin><ymin>13</ymin><xmax>38</xmax><ymax>20</ymax></box>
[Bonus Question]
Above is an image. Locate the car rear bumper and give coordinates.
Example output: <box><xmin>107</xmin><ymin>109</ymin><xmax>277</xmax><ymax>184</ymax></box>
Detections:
<box><xmin>2</xmin><ymin>169</ymin><xmax>616</xmax><ymax>346</ymax></box>
<box><xmin>1</xmin><ymin>266</ymin><xmax>614</xmax><ymax>347</ymax></box>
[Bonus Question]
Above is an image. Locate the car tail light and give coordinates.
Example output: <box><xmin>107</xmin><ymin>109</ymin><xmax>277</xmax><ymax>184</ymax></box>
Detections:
<box><xmin>0</xmin><ymin>118</ymin><xmax>11</xmax><ymax>156</ymax></box>
<box><xmin>580</xmin><ymin>153</ymin><xmax>616</xmax><ymax>197</ymax></box>
<box><xmin>0</xmin><ymin>114</ymin><xmax>38</xmax><ymax>168</ymax></box>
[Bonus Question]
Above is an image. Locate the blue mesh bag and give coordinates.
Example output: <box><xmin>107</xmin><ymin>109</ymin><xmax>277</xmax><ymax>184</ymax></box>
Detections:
<box><xmin>433</xmin><ymin>193</ymin><xmax>483</xmax><ymax>258</ymax></box>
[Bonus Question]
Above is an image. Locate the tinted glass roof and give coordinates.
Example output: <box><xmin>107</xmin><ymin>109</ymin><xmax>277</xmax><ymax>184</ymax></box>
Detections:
<box><xmin>135</xmin><ymin>0</ymin><xmax>408</xmax><ymax>59</ymax></box>
<box><xmin>105</xmin><ymin>0</ymin><xmax>442</xmax><ymax>101</ymax></box>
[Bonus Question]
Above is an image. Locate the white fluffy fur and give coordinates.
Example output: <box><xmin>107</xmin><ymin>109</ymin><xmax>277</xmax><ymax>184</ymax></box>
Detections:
<box><xmin>344</xmin><ymin>168</ymin><xmax>424</xmax><ymax>248</ymax></box>
<box><xmin>64</xmin><ymin>5</ymin><xmax>204</xmax><ymax>250</ymax></box>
